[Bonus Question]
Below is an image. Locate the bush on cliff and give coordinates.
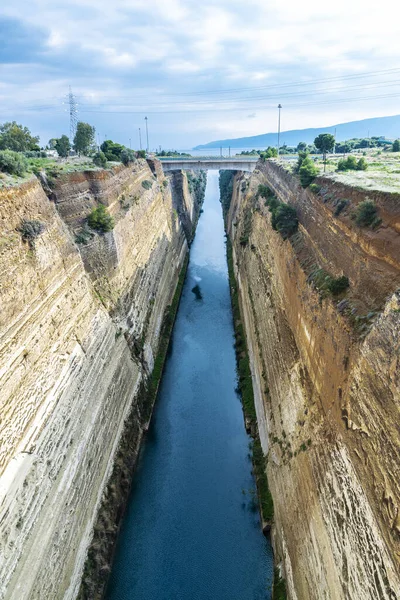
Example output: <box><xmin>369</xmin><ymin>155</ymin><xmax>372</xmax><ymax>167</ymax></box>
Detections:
<box><xmin>271</xmin><ymin>204</ymin><xmax>299</xmax><ymax>238</ymax></box>
<box><xmin>92</xmin><ymin>151</ymin><xmax>107</xmax><ymax>168</ymax></box>
<box><xmin>0</xmin><ymin>149</ymin><xmax>28</xmax><ymax>176</ymax></box>
<box><xmin>141</xmin><ymin>179</ymin><xmax>152</xmax><ymax>190</ymax></box>
<box><xmin>299</xmin><ymin>157</ymin><xmax>319</xmax><ymax>187</ymax></box>
<box><xmin>121</xmin><ymin>148</ymin><xmax>136</xmax><ymax>165</ymax></box>
<box><xmin>353</xmin><ymin>200</ymin><xmax>380</xmax><ymax>228</ymax></box>
<box><xmin>87</xmin><ymin>204</ymin><xmax>115</xmax><ymax>233</ymax></box>
<box><xmin>18</xmin><ymin>219</ymin><xmax>45</xmax><ymax>247</ymax></box>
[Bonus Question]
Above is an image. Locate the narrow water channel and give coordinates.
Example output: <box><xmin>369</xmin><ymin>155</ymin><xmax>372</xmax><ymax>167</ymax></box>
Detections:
<box><xmin>106</xmin><ymin>171</ymin><xmax>273</xmax><ymax>600</ymax></box>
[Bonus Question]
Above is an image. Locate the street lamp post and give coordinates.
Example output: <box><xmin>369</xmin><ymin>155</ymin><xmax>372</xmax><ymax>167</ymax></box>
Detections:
<box><xmin>139</xmin><ymin>128</ymin><xmax>142</xmax><ymax>150</ymax></box>
<box><xmin>277</xmin><ymin>104</ymin><xmax>282</xmax><ymax>157</ymax></box>
<box><xmin>145</xmin><ymin>116</ymin><xmax>149</xmax><ymax>152</ymax></box>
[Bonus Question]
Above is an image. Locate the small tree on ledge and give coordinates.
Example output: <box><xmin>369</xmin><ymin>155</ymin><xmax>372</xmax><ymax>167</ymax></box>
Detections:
<box><xmin>314</xmin><ymin>133</ymin><xmax>335</xmax><ymax>172</ymax></box>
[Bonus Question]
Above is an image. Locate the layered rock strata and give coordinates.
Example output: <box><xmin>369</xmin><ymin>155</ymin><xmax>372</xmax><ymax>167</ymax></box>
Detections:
<box><xmin>226</xmin><ymin>161</ymin><xmax>400</xmax><ymax>600</ymax></box>
<box><xmin>0</xmin><ymin>161</ymin><xmax>203</xmax><ymax>599</ymax></box>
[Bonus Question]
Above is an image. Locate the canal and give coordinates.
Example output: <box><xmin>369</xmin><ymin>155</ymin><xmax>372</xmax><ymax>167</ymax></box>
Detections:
<box><xmin>106</xmin><ymin>170</ymin><xmax>273</xmax><ymax>600</ymax></box>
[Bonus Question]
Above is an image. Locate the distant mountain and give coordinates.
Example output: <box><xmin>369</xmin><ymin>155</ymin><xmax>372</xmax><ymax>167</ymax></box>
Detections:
<box><xmin>194</xmin><ymin>114</ymin><xmax>400</xmax><ymax>149</ymax></box>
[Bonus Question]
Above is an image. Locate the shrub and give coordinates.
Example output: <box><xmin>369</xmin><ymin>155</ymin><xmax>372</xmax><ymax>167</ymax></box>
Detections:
<box><xmin>271</xmin><ymin>204</ymin><xmax>298</xmax><ymax>238</ymax></box>
<box><xmin>337</xmin><ymin>156</ymin><xmax>368</xmax><ymax>171</ymax></box>
<box><xmin>105</xmin><ymin>152</ymin><xmax>120</xmax><ymax>162</ymax></box>
<box><xmin>121</xmin><ymin>148</ymin><xmax>136</xmax><ymax>165</ymax></box>
<box><xmin>309</xmin><ymin>183</ymin><xmax>321</xmax><ymax>194</ymax></box>
<box><xmin>142</xmin><ymin>179</ymin><xmax>152</xmax><ymax>190</ymax></box>
<box><xmin>137</xmin><ymin>150</ymin><xmax>146</xmax><ymax>159</ymax></box>
<box><xmin>18</xmin><ymin>219</ymin><xmax>45</xmax><ymax>247</ymax></box>
<box><xmin>0</xmin><ymin>150</ymin><xmax>29</xmax><ymax>176</ymax></box>
<box><xmin>294</xmin><ymin>150</ymin><xmax>309</xmax><ymax>173</ymax></box>
<box><xmin>334</xmin><ymin>199</ymin><xmax>349</xmax><ymax>217</ymax></box>
<box><xmin>392</xmin><ymin>139</ymin><xmax>400</xmax><ymax>152</ymax></box>
<box><xmin>354</xmin><ymin>200</ymin><xmax>380</xmax><ymax>227</ymax></box>
<box><xmin>92</xmin><ymin>151</ymin><xmax>107</xmax><ymax>168</ymax></box>
<box><xmin>299</xmin><ymin>158</ymin><xmax>319</xmax><ymax>187</ymax></box>
<box><xmin>87</xmin><ymin>204</ymin><xmax>114</xmax><ymax>232</ymax></box>
<box><xmin>327</xmin><ymin>275</ymin><xmax>349</xmax><ymax>295</ymax></box>
<box><xmin>357</xmin><ymin>157</ymin><xmax>368</xmax><ymax>170</ymax></box>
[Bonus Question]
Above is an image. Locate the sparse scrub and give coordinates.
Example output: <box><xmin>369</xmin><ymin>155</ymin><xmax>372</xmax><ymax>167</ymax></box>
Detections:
<box><xmin>141</xmin><ymin>179</ymin><xmax>152</xmax><ymax>190</ymax></box>
<box><xmin>337</xmin><ymin>156</ymin><xmax>368</xmax><ymax>172</ymax></box>
<box><xmin>334</xmin><ymin>199</ymin><xmax>349</xmax><ymax>217</ymax></box>
<box><xmin>309</xmin><ymin>268</ymin><xmax>350</xmax><ymax>297</ymax></box>
<box><xmin>309</xmin><ymin>183</ymin><xmax>321</xmax><ymax>194</ymax></box>
<box><xmin>121</xmin><ymin>148</ymin><xmax>136</xmax><ymax>165</ymax></box>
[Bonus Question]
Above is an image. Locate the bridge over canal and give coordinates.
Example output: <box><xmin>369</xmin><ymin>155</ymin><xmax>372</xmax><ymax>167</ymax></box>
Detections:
<box><xmin>158</xmin><ymin>157</ymin><xmax>258</xmax><ymax>172</ymax></box>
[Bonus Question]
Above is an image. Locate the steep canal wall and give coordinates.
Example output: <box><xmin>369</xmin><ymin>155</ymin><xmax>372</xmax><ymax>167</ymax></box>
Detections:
<box><xmin>224</xmin><ymin>161</ymin><xmax>400</xmax><ymax>600</ymax></box>
<box><xmin>0</xmin><ymin>161</ymin><xmax>205</xmax><ymax>599</ymax></box>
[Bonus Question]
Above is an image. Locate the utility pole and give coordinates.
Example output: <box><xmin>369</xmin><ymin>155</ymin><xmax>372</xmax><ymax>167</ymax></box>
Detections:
<box><xmin>129</xmin><ymin>138</ymin><xmax>131</xmax><ymax>149</ymax></box>
<box><xmin>139</xmin><ymin>128</ymin><xmax>142</xmax><ymax>150</ymax></box>
<box><xmin>229</xmin><ymin>146</ymin><xmax>231</xmax><ymax>157</ymax></box>
<box><xmin>220</xmin><ymin>146</ymin><xmax>222</xmax><ymax>157</ymax></box>
<box><xmin>277</xmin><ymin>104</ymin><xmax>282</xmax><ymax>157</ymax></box>
<box><xmin>145</xmin><ymin>116</ymin><xmax>149</xmax><ymax>152</ymax></box>
<box><xmin>334</xmin><ymin>127</ymin><xmax>336</xmax><ymax>154</ymax></box>
<box><xmin>66</xmin><ymin>86</ymin><xmax>78</xmax><ymax>144</ymax></box>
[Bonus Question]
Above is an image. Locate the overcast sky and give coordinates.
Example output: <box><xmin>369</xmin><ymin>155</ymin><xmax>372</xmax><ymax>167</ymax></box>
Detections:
<box><xmin>0</xmin><ymin>0</ymin><xmax>399</xmax><ymax>149</ymax></box>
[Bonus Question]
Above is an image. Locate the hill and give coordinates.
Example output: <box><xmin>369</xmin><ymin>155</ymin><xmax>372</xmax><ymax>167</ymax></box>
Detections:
<box><xmin>194</xmin><ymin>114</ymin><xmax>400</xmax><ymax>149</ymax></box>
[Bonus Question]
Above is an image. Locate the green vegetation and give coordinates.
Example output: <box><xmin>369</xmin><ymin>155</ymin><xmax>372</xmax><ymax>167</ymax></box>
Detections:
<box><xmin>334</xmin><ymin>199</ymin><xmax>349</xmax><ymax>217</ymax></box>
<box><xmin>187</xmin><ymin>170</ymin><xmax>207</xmax><ymax>206</ymax></box>
<box><xmin>0</xmin><ymin>121</ymin><xmax>39</xmax><ymax>152</ymax></box>
<box><xmin>260</xmin><ymin>146</ymin><xmax>278</xmax><ymax>160</ymax></box>
<box><xmin>353</xmin><ymin>200</ymin><xmax>381</xmax><ymax>228</ymax></box>
<box><xmin>141</xmin><ymin>179</ymin><xmax>152</xmax><ymax>190</ymax></box>
<box><xmin>273</xmin><ymin>568</ymin><xmax>287</xmax><ymax>600</ymax></box>
<box><xmin>219</xmin><ymin>170</ymin><xmax>235</xmax><ymax>214</ymax></box>
<box><xmin>226</xmin><ymin>239</ymin><xmax>274</xmax><ymax>524</ymax></box>
<box><xmin>137</xmin><ymin>150</ymin><xmax>146</xmax><ymax>158</ymax></box>
<box><xmin>17</xmin><ymin>219</ymin><xmax>45</xmax><ymax>248</ymax></box>
<box><xmin>299</xmin><ymin>157</ymin><xmax>319</xmax><ymax>187</ymax></box>
<box><xmin>54</xmin><ymin>135</ymin><xmax>71</xmax><ymax>158</ymax></box>
<box><xmin>73</xmin><ymin>121</ymin><xmax>95</xmax><ymax>155</ymax></box>
<box><xmin>337</xmin><ymin>156</ymin><xmax>368</xmax><ymax>171</ymax></box>
<box><xmin>314</xmin><ymin>133</ymin><xmax>335</xmax><ymax>171</ymax></box>
<box><xmin>121</xmin><ymin>148</ymin><xmax>136</xmax><ymax>165</ymax></box>
<box><xmin>87</xmin><ymin>204</ymin><xmax>115</xmax><ymax>232</ymax></box>
<box><xmin>392</xmin><ymin>139</ymin><xmax>400</xmax><ymax>152</ymax></box>
<box><xmin>100</xmin><ymin>139</ymin><xmax>124</xmax><ymax>161</ymax></box>
<box><xmin>92</xmin><ymin>151</ymin><xmax>107</xmax><ymax>168</ymax></box>
<box><xmin>309</xmin><ymin>268</ymin><xmax>350</xmax><ymax>297</ymax></box>
<box><xmin>0</xmin><ymin>150</ymin><xmax>28</xmax><ymax>176</ymax></box>
<box><xmin>156</xmin><ymin>149</ymin><xmax>191</xmax><ymax>157</ymax></box>
<box><xmin>308</xmin><ymin>183</ymin><xmax>321</xmax><ymax>194</ymax></box>
<box><xmin>271</xmin><ymin>204</ymin><xmax>298</xmax><ymax>239</ymax></box>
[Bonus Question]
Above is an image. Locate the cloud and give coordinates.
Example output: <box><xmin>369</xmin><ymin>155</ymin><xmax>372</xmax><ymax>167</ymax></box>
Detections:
<box><xmin>0</xmin><ymin>0</ymin><xmax>399</xmax><ymax>148</ymax></box>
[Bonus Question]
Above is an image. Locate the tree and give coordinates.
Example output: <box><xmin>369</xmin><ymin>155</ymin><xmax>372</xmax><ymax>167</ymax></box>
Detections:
<box><xmin>299</xmin><ymin>157</ymin><xmax>319</xmax><ymax>187</ymax></box>
<box><xmin>73</xmin><ymin>122</ymin><xmax>95</xmax><ymax>155</ymax></box>
<box><xmin>100</xmin><ymin>139</ymin><xmax>124</xmax><ymax>161</ymax></box>
<box><xmin>314</xmin><ymin>133</ymin><xmax>335</xmax><ymax>171</ymax></box>
<box><xmin>48</xmin><ymin>138</ymin><xmax>58</xmax><ymax>150</ymax></box>
<box><xmin>55</xmin><ymin>135</ymin><xmax>71</xmax><ymax>158</ymax></box>
<box><xmin>0</xmin><ymin>121</ymin><xmax>40</xmax><ymax>152</ymax></box>
<box><xmin>392</xmin><ymin>139</ymin><xmax>400</xmax><ymax>152</ymax></box>
<box><xmin>297</xmin><ymin>142</ymin><xmax>307</xmax><ymax>152</ymax></box>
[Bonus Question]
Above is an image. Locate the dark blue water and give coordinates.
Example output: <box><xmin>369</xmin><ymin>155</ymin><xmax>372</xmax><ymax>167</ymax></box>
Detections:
<box><xmin>106</xmin><ymin>171</ymin><xmax>273</xmax><ymax>600</ymax></box>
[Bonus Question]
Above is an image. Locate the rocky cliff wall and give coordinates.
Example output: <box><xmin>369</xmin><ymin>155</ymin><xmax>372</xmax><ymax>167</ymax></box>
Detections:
<box><xmin>226</xmin><ymin>162</ymin><xmax>400</xmax><ymax>599</ymax></box>
<box><xmin>0</xmin><ymin>162</ymin><xmax>202</xmax><ymax>599</ymax></box>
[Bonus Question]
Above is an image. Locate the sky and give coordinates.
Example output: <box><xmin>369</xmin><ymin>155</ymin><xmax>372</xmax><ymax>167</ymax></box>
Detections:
<box><xmin>0</xmin><ymin>0</ymin><xmax>399</xmax><ymax>149</ymax></box>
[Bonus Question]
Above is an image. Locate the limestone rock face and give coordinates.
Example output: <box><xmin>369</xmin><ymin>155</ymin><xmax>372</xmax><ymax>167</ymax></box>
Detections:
<box><xmin>227</xmin><ymin>163</ymin><xmax>400</xmax><ymax>599</ymax></box>
<box><xmin>0</xmin><ymin>162</ymin><xmax>201</xmax><ymax>599</ymax></box>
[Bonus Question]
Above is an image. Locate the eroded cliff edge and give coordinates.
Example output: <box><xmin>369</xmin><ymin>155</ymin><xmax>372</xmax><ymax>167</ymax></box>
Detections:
<box><xmin>0</xmin><ymin>160</ymin><xmax>205</xmax><ymax>599</ymax></box>
<box><xmin>226</xmin><ymin>161</ymin><xmax>400</xmax><ymax>599</ymax></box>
